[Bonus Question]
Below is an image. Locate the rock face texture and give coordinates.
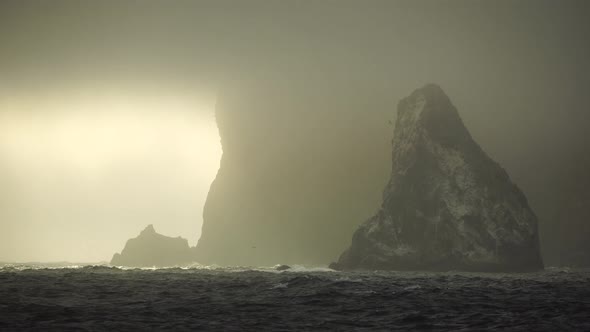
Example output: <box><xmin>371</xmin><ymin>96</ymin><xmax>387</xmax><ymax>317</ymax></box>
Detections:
<box><xmin>331</xmin><ymin>84</ymin><xmax>544</xmax><ymax>272</ymax></box>
<box><xmin>111</xmin><ymin>225</ymin><xmax>194</xmax><ymax>267</ymax></box>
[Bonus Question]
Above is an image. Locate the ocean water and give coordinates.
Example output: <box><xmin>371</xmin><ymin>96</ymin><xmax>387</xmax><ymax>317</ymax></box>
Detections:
<box><xmin>1</xmin><ymin>264</ymin><xmax>589</xmax><ymax>331</ymax></box>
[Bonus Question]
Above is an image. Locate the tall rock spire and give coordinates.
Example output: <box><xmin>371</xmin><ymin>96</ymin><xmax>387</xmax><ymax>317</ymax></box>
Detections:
<box><xmin>331</xmin><ymin>84</ymin><xmax>543</xmax><ymax>272</ymax></box>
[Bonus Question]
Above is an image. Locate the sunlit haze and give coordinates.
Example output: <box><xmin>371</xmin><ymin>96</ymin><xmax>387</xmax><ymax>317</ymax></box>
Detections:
<box><xmin>1</xmin><ymin>1</ymin><xmax>590</xmax><ymax>330</ymax></box>
<box><xmin>0</xmin><ymin>92</ymin><xmax>221</xmax><ymax>262</ymax></box>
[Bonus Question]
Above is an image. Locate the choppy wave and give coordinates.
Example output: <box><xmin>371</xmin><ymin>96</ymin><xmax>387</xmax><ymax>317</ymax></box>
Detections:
<box><xmin>1</xmin><ymin>264</ymin><xmax>589</xmax><ymax>330</ymax></box>
<box><xmin>0</xmin><ymin>262</ymin><xmax>338</xmax><ymax>273</ymax></box>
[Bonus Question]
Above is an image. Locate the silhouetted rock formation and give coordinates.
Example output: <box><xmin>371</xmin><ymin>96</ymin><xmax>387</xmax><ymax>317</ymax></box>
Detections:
<box><xmin>111</xmin><ymin>225</ymin><xmax>194</xmax><ymax>267</ymax></box>
<box><xmin>274</xmin><ymin>264</ymin><xmax>291</xmax><ymax>271</ymax></box>
<box><xmin>194</xmin><ymin>76</ymin><xmax>392</xmax><ymax>266</ymax></box>
<box><xmin>331</xmin><ymin>84</ymin><xmax>544</xmax><ymax>272</ymax></box>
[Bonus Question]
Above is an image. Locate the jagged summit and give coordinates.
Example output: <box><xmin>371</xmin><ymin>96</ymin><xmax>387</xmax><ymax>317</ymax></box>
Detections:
<box><xmin>111</xmin><ymin>225</ymin><xmax>194</xmax><ymax>267</ymax></box>
<box><xmin>331</xmin><ymin>84</ymin><xmax>543</xmax><ymax>272</ymax></box>
<box><xmin>141</xmin><ymin>224</ymin><xmax>156</xmax><ymax>234</ymax></box>
<box><xmin>395</xmin><ymin>84</ymin><xmax>473</xmax><ymax>151</ymax></box>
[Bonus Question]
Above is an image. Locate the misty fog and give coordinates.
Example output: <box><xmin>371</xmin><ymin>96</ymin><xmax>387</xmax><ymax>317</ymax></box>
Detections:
<box><xmin>0</xmin><ymin>0</ymin><xmax>589</xmax><ymax>265</ymax></box>
<box><xmin>0</xmin><ymin>92</ymin><xmax>220</xmax><ymax>262</ymax></box>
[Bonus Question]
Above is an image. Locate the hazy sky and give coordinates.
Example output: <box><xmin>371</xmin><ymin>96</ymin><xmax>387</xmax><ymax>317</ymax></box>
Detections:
<box><xmin>0</xmin><ymin>91</ymin><xmax>220</xmax><ymax>262</ymax></box>
<box><xmin>1</xmin><ymin>0</ymin><xmax>589</xmax><ymax>262</ymax></box>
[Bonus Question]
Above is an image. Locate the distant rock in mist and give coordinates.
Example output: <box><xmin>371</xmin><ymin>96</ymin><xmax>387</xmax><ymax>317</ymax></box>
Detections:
<box><xmin>331</xmin><ymin>84</ymin><xmax>544</xmax><ymax>272</ymax></box>
<box><xmin>194</xmin><ymin>77</ymin><xmax>392</xmax><ymax>266</ymax></box>
<box><xmin>111</xmin><ymin>225</ymin><xmax>194</xmax><ymax>267</ymax></box>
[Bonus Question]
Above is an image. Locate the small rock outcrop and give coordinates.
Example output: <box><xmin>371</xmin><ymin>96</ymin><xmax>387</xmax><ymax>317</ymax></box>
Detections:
<box><xmin>331</xmin><ymin>84</ymin><xmax>543</xmax><ymax>272</ymax></box>
<box><xmin>274</xmin><ymin>264</ymin><xmax>291</xmax><ymax>271</ymax></box>
<box><xmin>111</xmin><ymin>225</ymin><xmax>194</xmax><ymax>267</ymax></box>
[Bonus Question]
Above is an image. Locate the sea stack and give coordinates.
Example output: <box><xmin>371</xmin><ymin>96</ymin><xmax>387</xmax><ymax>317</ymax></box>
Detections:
<box><xmin>331</xmin><ymin>84</ymin><xmax>543</xmax><ymax>272</ymax></box>
<box><xmin>194</xmin><ymin>76</ymin><xmax>391</xmax><ymax>266</ymax></box>
<box><xmin>111</xmin><ymin>225</ymin><xmax>194</xmax><ymax>267</ymax></box>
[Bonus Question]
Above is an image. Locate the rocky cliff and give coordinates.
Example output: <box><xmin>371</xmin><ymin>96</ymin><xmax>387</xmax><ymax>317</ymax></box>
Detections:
<box><xmin>111</xmin><ymin>225</ymin><xmax>194</xmax><ymax>267</ymax></box>
<box><xmin>194</xmin><ymin>77</ymin><xmax>392</xmax><ymax>266</ymax></box>
<box><xmin>331</xmin><ymin>84</ymin><xmax>543</xmax><ymax>272</ymax></box>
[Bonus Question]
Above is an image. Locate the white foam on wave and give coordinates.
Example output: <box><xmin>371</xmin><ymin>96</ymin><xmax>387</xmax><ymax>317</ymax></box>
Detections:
<box><xmin>285</xmin><ymin>265</ymin><xmax>336</xmax><ymax>273</ymax></box>
<box><xmin>270</xmin><ymin>282</ymin><xmax>289</xmax><ymax>289</ymax></box>
<box><xmin>0</xmin><ymin>263</ymin><xmax>101</xmax><ymax>271</ymax></box>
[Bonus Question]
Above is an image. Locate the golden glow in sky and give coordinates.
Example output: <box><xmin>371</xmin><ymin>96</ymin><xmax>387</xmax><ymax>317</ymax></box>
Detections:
<box><xmin>0</xmin><ymin>93</ymin><xmax>222</xmax><ymax>262</ymax></box>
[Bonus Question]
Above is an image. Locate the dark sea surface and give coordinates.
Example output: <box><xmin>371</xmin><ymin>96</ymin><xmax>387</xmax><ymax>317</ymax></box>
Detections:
<box><xmin>0</xmin><ymin>264</ymin><xmax>589</xmax><ymax>331</ymax></box>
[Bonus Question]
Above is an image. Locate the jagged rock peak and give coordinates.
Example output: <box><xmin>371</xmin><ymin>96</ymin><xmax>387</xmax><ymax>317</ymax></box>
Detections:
<box><xmin>141</xmin><ymin>224</ymin><xmax>156</xmax><ymax>235</ymax></box>
<box><xmin>331</xmin><ymin>84</ymin><xmax>543</xmax><ymax>272</ymax></box>
<box><xmin>111</xmin><ymin>225</ymin><xmax>195</xmax><ymax>267</ymax></box>
<box><xmin>394</xmin><ymin>84</ymin><xmax>473</xmax><ymax>151</ymax></box>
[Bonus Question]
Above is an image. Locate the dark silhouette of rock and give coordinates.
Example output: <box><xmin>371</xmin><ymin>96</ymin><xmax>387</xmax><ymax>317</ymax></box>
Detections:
<box><xmin>111</xmin><ymin>225</ymin><xmax>194</xmax><ymax>267</ymax></box>
<box><xmin>331</xmin><ymin>84</ymin><xmax>544</xmax><ymax>272</ymax></box>
<box><xmin>274</xmin><ymin>264</ymin><xmax>291</xmax><ymax>271</ymax></box>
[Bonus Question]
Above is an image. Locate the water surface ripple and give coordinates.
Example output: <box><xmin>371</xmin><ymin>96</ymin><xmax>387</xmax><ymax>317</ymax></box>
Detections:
<box><xmin>1</xmin><ymin>265</ymin><xmax>589</xmax><ymax>330</ymax></box>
